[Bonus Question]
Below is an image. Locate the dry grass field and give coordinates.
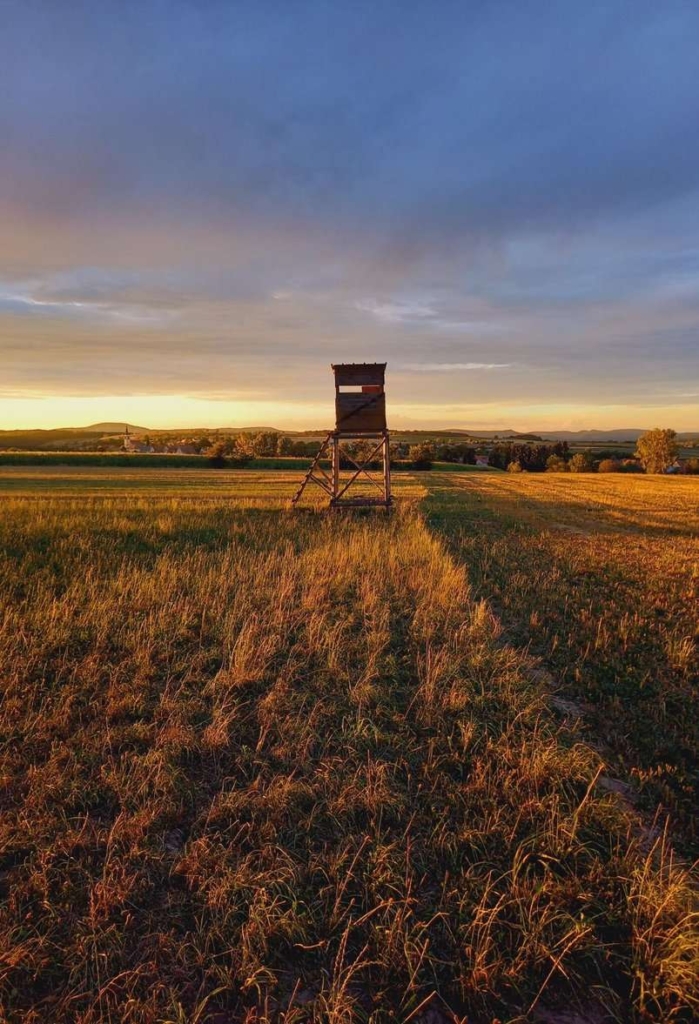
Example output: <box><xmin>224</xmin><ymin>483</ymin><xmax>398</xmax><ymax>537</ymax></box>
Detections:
<box><xmin>0</xmin><ymin>469</ymin><xmax>697</xmax><ymax>1023</ymax></box>
<box><xmin>427</xmin><ymin>474</ymin><xmax>699</xmax><ymax>842</ymax></box>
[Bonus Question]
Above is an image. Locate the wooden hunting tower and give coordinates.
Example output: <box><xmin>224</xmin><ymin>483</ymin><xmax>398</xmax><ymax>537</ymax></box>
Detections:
<box><xmin>291</xmin><ymin>362</ymin><xmax>392</xmax><ymax>510</ymax></box>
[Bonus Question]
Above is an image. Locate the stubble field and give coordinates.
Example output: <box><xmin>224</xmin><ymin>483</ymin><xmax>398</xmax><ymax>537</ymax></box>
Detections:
<box><xmin>0</xmin><ymin>467</ymin><xmax>697</xmax><ymax>1023</ymax></box>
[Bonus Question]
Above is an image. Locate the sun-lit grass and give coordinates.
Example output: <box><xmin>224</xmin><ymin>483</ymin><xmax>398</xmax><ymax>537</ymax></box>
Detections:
<box><xmin>0</xmin><ymin>471</ymin><xmax>697</xmax><ymax>1021</ymax></box>
<box><xmin>0</xmin><ymin>467</ymin><xmax>428</xmax><ymax>505</ymax></box>
<box><xmin>0</xmin><ymin>468</ymin><xmax>325</xmax><ymax>501</ymax></box>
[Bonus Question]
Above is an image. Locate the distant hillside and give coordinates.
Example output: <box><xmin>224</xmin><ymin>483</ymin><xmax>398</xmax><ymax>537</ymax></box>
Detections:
<box><xmin>0</xmin><ymin>423</ymin><xmax>150</xmax><ymax>436</ymax></box>
<box><xmin>458</xmin><ymin>428</ymin><xmax>517</xmax><ymax>437</ymax></box>
<box><xmin>214</xmin><ymin>426</ymin><xmax>283</xmax><ymax>434</ymax></box>
<box><xmin>527</xmin><ymin>428</ymin><xmax>647</xmax><ymax>442</ymax></box>
<box><xmin>88</xmin><ymin>424</ymin><xmax>283</xmax><ymax>435</ymax></box>
<box><xmin>83</xmin><ymin>422</ymin><xmax>150</xmax><ymax>433</ymax></box>
<box><xmin>523</xmin><ymin>429</ymin><xmax>698</xmax><ymax>443</ymax></box>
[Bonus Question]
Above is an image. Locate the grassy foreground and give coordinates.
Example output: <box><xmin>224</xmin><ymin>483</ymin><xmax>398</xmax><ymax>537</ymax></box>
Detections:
<box><xmin>0</xmin><ymin>472</ymin><xmax>697</xmax><ymax>1022</ymax></box>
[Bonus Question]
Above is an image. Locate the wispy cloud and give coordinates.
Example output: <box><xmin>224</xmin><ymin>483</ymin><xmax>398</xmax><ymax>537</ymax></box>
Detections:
<box><xmin>0</xmin><ymin>283</ymin><xmax>175</xmax><ymax>325</ymax></box>
<box><xmin>355</xmin><ymin>299</ymin><xmax>437</xmax><ymax>323</ymax></box>
<box><xmin>401</xmin><ymin>362</ymin><xmax>513</xmax><ymax>371</ymax></box>
<box><xmin>355</xmin><ymin>298</ymin><xmax>508</xmax><ymax>334</ymax></box>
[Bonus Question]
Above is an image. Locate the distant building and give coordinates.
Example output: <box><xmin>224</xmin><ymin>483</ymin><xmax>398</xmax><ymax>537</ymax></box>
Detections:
<box><xmin>122</xmin><ymin>425</ymin><xmax>153</xmax><ymax>453</ymax></box>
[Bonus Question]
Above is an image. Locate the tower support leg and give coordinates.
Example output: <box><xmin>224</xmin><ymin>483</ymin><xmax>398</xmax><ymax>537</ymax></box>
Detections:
<box><xmin>382</xmin><ymin>431</ymin><xmax>392</xmax><ymax>511</ymax></box>
<box><xmin>332</xmin><ymin>433</ymin><xmax>340</xmax><ymax>502</ymax></box>
<box><xmin>292</xmin><ymin>430</ymin><xmax>392</xmax><ymax>510</ymax></box>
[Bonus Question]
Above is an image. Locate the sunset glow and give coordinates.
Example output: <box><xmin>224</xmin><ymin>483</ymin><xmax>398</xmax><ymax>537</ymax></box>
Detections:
<box><xmin>1</xmin><ymin>2</ymin><xmax>698</xmax><ymax>431</ymax></box>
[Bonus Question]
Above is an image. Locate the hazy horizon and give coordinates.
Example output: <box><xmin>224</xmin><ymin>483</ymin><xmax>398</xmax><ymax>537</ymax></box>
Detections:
<box><xmin>2</xmin><ymin>2</ymin><xmax>699</xmax><ymax>431</ymax></box>
<box><xmin>2</xmin><ymin>413</ymin><xmax>697</xmax><ymax>439</ymax></box>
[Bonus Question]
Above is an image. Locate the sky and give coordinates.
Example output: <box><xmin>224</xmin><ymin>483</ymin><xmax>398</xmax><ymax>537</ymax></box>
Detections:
<box><xmin>1</xmin><ymin>0</ymin><xmax>698</xmax><ymax>431</ymax></box>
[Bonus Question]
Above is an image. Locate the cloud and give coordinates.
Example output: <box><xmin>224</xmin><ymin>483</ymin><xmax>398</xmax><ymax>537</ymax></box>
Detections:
<box><xmin>401</xmin><ymin>363</ymin><xmax>513</xmax><ymax>371</ymax></box>
<box><xmin>355</xmin><ymin>298</ymin><xmax>511</xmax><ymax>335</ymax></box>
<box><xmin>0</xmin><ymin>2</ymin><xmax>698</xmax><ymax>427</ymax></box>
<box><xmin>355</xmin><ymin>299</ymin><xmax>436</xmax><ymax>324</ymax></box>
<box><xmin>0</xmin><ymin>278</ymin><xmax>176</xmax><ymax>325</ymax></box>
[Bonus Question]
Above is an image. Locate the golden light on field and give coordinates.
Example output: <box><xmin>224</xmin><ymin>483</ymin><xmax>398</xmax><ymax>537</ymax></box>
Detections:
<box><xmin>1</xmin><ymin>466</ymin><xmax>697</xmax><ymax>1020</ymax></box>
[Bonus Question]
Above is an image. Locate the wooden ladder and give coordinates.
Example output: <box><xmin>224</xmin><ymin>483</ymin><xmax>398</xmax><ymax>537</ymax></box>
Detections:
<box><xmin>290</xmin><ymin>433</ymin><xmax>334</xmax><ymax>507</ymax></box>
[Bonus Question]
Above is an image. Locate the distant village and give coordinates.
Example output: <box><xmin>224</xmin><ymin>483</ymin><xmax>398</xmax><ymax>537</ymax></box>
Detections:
<box><xmin>0</xmin><ymin>424</ymin><xmax>696</xmax><ymax>474</ymax></box>
<box><xmin>121</xmin><ymin>425</ymin><xmax>201</xmax><ymax>455</ymax></box>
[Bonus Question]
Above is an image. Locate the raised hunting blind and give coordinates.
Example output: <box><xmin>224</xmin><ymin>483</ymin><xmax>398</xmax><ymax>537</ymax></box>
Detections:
<box><xmin>291</xmin><ymin>362</ymin><xmax>392</xmax><ymax>510</ymax></box>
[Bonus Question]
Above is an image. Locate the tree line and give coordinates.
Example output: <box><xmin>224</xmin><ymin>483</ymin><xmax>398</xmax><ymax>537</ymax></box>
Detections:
<box><xmin>494</xmin><ymin>429</ymin><xmax>696</xmax><ymax>474</ymax></box>
<box><xmin>206</xmin><ymin>427</ymin><xmax>697</xmax><ymax>474</ymax></box>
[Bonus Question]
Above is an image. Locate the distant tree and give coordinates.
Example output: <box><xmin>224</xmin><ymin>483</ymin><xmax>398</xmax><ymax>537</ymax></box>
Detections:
<box><xmin>569</xmin><ymin>452</ymin><xmax>595</xmax><ymax>473</ymax></box>
<box><xmin>546</xmin><ymin>454</ymin><xmax>568</xmax><ymax>472</ymax></box>
<box><xmin>232</xmin><ymin>433</ymin><xmax>256</xmax><ymax>459</ymax></box>
<box><xmin>635</xmin><ymin>428</ymin><xmax>679</xmax><ymax>474</ymax></box>
<box><xmin>339</xmin><ymin>439</ymin><xmax>381</xmax><ymax>469</ymax></box>
<box><xmin>598</xmin><ymin>458</ymin><xmax>621</xmax><ymax>473</ymax></box>
<box><xmin>250</xmin><ymin>431</ymin><xmax>279</xmax><ymax>457</ymax></box>
<box><xmin>207</xmin><ymin>441</ymin><xmax>228</xmax><ymax>468</ymax></box>
<box><xmin>437</xmin><ymin>442</ymin><xmax>477</xmax><ymax>464</ymax></box>
<box><xmin>298</xmin><ymin>440</ymin><xmax>322</xmax><ymax>456</ymax></box>
<box><xmin>276</xmin><ymin>435</ymin><xmax>295</xmax><ymax>456</ymax></box>
<box><xmin>490</xmin><ymin>441</ymin><xmax>567</xmax><ymax>472</ymax></box>
<box><xmin>507</xmin><ymin>460</ymin><xmax>522</xmax><ymax>473</ymax></box>
<box><xmin>593</xmin><ymin>448</ymin><xmax>628</xmax><ymax>462</ymax></box>
<box><xmin>409</xmin><ymin>443</ymin><xmax>434</xmax><ymax>470</ymax></box>
<box><xmin>685</xmin><ymin>457</ymin><xmax>699</xmax><ymax>475</ymax></box>
<box><xmin>488</xmin><ymin>445</ymin><xmax>508</xmax><ymax>470</ymax></box>
<box><xmin>285</xmin><ymin>439</ymin><xmax>311</xmax><ymax>456</ymax></box>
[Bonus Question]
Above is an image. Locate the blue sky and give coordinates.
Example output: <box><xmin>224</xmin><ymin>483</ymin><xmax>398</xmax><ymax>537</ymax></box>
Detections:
<box><xmin>1</xmin><ymin>0</ymin><xmax>698</xmax><ymax>429</ymax></box>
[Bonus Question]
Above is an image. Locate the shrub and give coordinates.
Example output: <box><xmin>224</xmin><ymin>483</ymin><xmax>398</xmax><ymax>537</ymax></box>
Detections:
<box><xmin>546</xmin><ymin>454</ymin><xmax>568</xmax><ymax>472</ymax></box>
<box><xmin>507</xmin><ymin>460</ymin><xmax>523</xmax><ymax>473</ymax></box>
<box><xmin>206</xmin><ymin>442</ymin><xmax>228</xmax><ymax>468</ymax></box>
<box><xmin>685</xmin><ymin>458</ymin><xmax>699</xmax><ymax>475</ymax></box>
<box><xmin>409</xmin><ymin>443</ymin><xmax>435</xmax><ymax>470</ymax></box>
<box><xmin>598</xmin><ymin>458</ymin><xmax>621</xmax><ymax>473</ymax></box>
<box><xmin>569</xmin><ymin>452</ymin><xmax>595</xmax><ymax>473</ymax></box>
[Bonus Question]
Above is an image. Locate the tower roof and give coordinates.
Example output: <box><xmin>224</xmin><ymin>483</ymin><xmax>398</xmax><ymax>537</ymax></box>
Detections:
<box><xmin>331</xmin><ymin>362</ymin><xmax>386</xmax><ymax>387</ymax></box>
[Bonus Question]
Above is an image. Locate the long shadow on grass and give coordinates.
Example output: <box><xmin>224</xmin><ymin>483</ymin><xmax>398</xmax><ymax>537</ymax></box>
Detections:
<box><xmin>428</xmin><ymin>473</ymin><xmax>698</xmax><ymax>540</ymax></box>
<box><xmin>423</xmin><ymin>475</ymin><xmax>699</xmax><ymax>847</ymax></box>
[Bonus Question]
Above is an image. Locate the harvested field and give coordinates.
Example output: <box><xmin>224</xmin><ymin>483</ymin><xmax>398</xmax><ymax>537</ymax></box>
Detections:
<box><xmin>0</xmin><ymin>470</ymin><xmax>697</xmax><ymax>1022</ymax></box>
